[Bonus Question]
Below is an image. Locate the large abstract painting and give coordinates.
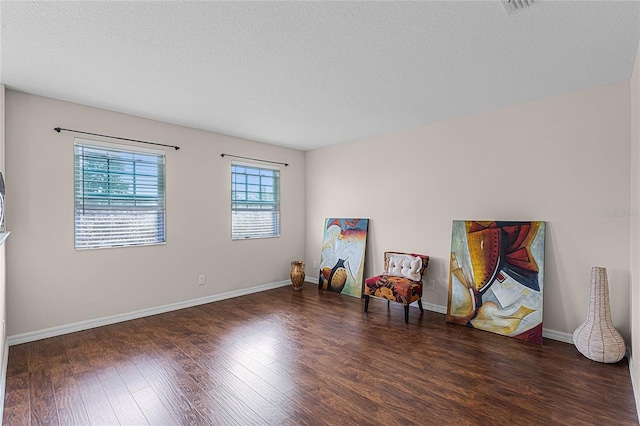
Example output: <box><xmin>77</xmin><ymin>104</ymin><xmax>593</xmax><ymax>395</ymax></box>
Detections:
<box><xmin>447</xmin><ymin>221</ymin><xmax>546</xmax><ymax>343</ymax></box>
<box><xmin>318</xmin><ymin>218</ymin><xmax>369</xmax><ymax>298</ymax></box>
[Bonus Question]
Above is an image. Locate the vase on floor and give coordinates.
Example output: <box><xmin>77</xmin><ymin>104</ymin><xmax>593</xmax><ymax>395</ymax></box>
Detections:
<box><xmin>572</xmin><ymin>266</ymin><xmax>625</xmax><ymax>363</ymax></box>
<box><xmin>291</xmin><ymin>261</ymin><xmax>305</xmax><ymax>291</ymax></box>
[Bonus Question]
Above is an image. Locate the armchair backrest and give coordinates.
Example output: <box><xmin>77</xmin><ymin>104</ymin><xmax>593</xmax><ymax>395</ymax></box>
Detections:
<box><xmin>383</xmin><ymin>251</ymin><xmax>430</xmax><ymax>281</ymax></box>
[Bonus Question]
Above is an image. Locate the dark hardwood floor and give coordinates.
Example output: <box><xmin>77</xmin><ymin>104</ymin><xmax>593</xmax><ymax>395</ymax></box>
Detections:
<box><xmin>2</xmin><ymin>282</ymin><xmax>638</xmax><ymax>425</ymax></box>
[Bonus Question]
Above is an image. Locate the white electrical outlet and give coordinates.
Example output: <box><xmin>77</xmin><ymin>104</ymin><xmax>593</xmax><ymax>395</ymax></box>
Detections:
<box><xmin>198</xmin><ymin>274</ymin><xmax>206</xmax><ymax>285</ymax></box>
<box><xmin>427</xmin><ymin>279</ymin><xmax>436</xmax><ymax>290</ymax></box>
<box><xmin>313</xmin><ymin>260</ymin><xmax>319</xmax><ymax>269</ymax></box>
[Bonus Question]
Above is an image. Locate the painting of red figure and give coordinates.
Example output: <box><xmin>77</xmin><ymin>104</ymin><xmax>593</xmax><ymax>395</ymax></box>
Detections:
<box><xmin>447</xmin><ymin>221</ymin><xmax>546</xmax><ymax>344</ymax></box>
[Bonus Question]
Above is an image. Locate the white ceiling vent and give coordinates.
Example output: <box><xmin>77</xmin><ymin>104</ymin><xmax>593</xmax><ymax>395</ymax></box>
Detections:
<box><xmin>501</xmin><ymin>0</ymin><xmax>535</xmax><ymax>15</ymax></box>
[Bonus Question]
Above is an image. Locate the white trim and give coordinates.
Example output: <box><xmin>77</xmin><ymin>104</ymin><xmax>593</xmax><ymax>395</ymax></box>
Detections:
<box><xmin>541</xmin><ymin>328</ymin><xmax>574</xmax><ymax>344</ymax></box>
<box><xmin>315</xmin><ymin>280</ymin><xmax>575</xmax><ymax>344</ymax></box>
<box><xmin>75</xmin><ymin>137</ymin><xmax>165</xmax><ymax>155</ymax></box>
<box><xmin>313</xmin><ymin>278</ymin><xmax>575</xmax><ymax>344</ymax></box>
<box><xmin>8</xmin><ymin>280</ymin><xmax>291</xmax><ymax>346</ymax></box>
<box><xmin>421</xmin><ymin>301</ymin><xmax>447</xmax><ymax>314</ymax></box>
<box><xmin>0</xmin><ymin>338</ymin><xmax>8</xmax><ymax>417</ymax></box>
<box><xmin>628</xmin><ymin>348</ymin><xmax>640</xmax><ymax>423</ymax></box>
<box><xmin>410</xmin><ymin>301</ymin><xmax>576</xmax><ymax>343</ymax></box>
<box><xmin>8</xmin><ymin>279</ymin><xmax>578</xmax><ymax>347</ymax></box>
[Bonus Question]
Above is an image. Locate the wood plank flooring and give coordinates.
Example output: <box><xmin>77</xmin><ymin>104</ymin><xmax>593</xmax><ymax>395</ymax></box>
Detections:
<box><xmin>3</xmin><ymin>282</ymin><xmax>638</xmax><ymax>425</ymax></box>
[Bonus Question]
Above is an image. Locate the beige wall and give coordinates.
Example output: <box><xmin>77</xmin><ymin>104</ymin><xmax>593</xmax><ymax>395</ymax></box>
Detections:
<box><xmin>630</xmin><ymin>39</ymin><xmax>640</xmax><ymax>412</ymax></box>
<box><xmin>305</xmin><ymin>81</ymin><xmax>632</xmax><ymax>340</ymax></box>
<box><xmin>5</xmin><ymin>91</ymin><xmax>306</xmax><ymax>336</ymax></box>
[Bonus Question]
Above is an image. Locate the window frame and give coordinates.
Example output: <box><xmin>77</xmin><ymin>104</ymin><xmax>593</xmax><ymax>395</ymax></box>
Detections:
<box><xmin>231</xmin><ymin>161</ymin><xmax>281</xmax><ymax>240</ymax></box>
<box><xmin>73</xmin><ymin>138</ymin><xmax>167</xmax><ymax>250</ymax></box>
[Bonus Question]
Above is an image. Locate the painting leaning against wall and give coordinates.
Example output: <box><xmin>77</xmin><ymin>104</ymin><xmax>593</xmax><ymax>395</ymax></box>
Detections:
<box><xmin>447</xmin><ymin>220</ymin><xmax>546</xmax><ymax>344</ymax></box>
<box><xmin>318</xmin><ymin>218</ymin><xmax>369</xmax><ymax>298</ymax></box>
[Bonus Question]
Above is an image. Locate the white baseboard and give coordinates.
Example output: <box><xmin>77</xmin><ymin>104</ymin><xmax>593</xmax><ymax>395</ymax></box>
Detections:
<box><xmin>8</xmin><ymin>280</ymin><xmax>291</xmax><ymax>346</ymax></box>
<box><xmin>418</xmin><ymin>301</ymin><xmax>574</xmax><ymax>344</ymax></box>
<box><xmin>0</xmin><ymin>338</ymin><xmax>8</xmax><ymax>417</ymax></box>
<box><xmin>422</xmin><ymin>301</ymin><xmax>447</xmax><ymax>314</ymax></box>
<box><xmin>541</xmin><ymin>328</ymin><xmax>573</xmax><ymax>344</ymax></box>
<box><xmin>628</xmin><ymin>348</ymin><xmax>640</xmax><ymax>423</ymax></box>
<box><xmin>312</xmin><ymin>280</ymin><xmax>574</xmax><ymax>344</ymax></box>
<box><xmin>7</xmin><ymin>277</ymin><xmax>576</xmax><ymax>348</ymax></box>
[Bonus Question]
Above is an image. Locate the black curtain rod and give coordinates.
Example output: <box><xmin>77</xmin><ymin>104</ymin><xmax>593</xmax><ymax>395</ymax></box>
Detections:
<box><xmin>54</xmin><ymin>127</ymin><xmax>180</xmax><ymax>151</ymax></box>
<box><xmin>221</xmin><ymin>153</ymin><xmax>288</xmax><ymax>167</ymax></box>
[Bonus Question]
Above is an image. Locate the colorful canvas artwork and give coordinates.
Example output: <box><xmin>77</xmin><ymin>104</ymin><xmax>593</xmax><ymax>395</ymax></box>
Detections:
<box><xmin>318</xmin><ymin>218</ymin><xmax>369</xmax><ymax>298</ymax></box>
<box><xmin>447</xmin><ymin>220</ymin><xmax>546</xmax><ymax>343</ymax></box>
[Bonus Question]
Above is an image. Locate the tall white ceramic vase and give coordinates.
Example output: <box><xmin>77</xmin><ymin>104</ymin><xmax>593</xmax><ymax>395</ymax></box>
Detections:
<box><xmin>572</xmin><ymin>266</ymin><xmax>625</xmax><ymax>363</ymax></box>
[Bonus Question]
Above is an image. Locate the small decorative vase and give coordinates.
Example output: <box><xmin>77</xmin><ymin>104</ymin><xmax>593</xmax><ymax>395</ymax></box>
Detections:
<box><xmin>291</xmin><ymin>261</ymin><xmax>305</xmax><ymax>291</ymax></box>
<box><xmin>572</xmin><ymin>266</ymin><xmax>625</xmax><ymax>363</ymax></box>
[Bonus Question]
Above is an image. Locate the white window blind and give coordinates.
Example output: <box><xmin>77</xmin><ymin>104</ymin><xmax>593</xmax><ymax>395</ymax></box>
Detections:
<box><xmin>74</xmin><ymin>140</ymin><xmax>166</xmax><ymax>249</ymax></box>
<box><xmin>231</xmin><ymin>163</ymin><xmax>280</xmax><ymax>239</ymax></box>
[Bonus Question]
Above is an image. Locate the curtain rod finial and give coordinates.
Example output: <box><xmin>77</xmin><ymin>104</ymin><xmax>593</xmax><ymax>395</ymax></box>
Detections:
<box><xmin>175</xmin><ymin>146</ymin><xmax>180</xmax><ymax>151</ymax></box>
<box><xmin>54</xmin><ymin>127</ymin><xmax>61</xmax><ymax>133</ymax></box>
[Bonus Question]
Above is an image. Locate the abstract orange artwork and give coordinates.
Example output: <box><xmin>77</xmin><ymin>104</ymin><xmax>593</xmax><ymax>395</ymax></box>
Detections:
<box><xmin>318</xmin><ymin>218</ymin><xmax>369</xmax><ymax>298</ymax></box>
<box><xmin>447</xmin><ymin>221</ymin><xmax>546</xmax><ymax>343</ymax></box>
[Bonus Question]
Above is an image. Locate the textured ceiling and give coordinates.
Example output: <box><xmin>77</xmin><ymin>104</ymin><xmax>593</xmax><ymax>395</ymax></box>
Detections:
<box><xmin>1</xmin><ymin>1</ymin><xmax>639</xmax><ymax>151</ymax></box>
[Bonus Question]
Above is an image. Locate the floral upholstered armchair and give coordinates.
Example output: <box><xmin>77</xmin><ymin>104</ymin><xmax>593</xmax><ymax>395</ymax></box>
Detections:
<box><xmin>364</xmin><ymin>251</ymin><xmax>430</xmax><ymax>323</ymax></box>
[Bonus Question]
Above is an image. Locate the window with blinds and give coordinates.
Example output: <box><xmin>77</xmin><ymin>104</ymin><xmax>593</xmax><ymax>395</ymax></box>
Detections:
<box><xmin>74</xmin><ymin>140</ymin><xmax>166</xmax><ymax>249</ymax></box>
<box><xmin>231</xmin><ymin>163</ymin><xmax>280</xmax><ymax>239</ymax></box>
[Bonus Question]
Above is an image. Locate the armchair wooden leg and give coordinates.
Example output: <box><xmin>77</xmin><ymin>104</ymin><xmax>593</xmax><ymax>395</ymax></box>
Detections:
<box><xmin>364</xmin><ymin>294</ymin><xmax>370</xmax><ymax>312</ymax></box>
<box><xmin>418</xmin><ymin>298</ymin><xmax>424</xmax><ymax>313</ymax></box>
<box><xmin>404</xmin><ymin>305</ymin><xmax>409</xmax><ymax>323</ymax></box>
